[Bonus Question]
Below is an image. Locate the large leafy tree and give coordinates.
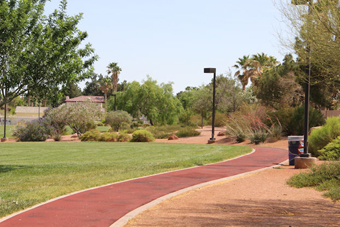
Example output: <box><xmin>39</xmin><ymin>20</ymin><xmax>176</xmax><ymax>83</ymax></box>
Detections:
<box><xmin>107</xmin><ymin>62</ymin><xmax>122</xmax><ymax>92</ymax></box>
<box><xmin>278</xmin><ymin>0</ymin><xmax>340</xmax><ymax>108</ymax></box>
<box><xmin>0</xmin><ymin>0</ymin><xmax>97</xmax><ymax>108</ymax></box>
<box><xmin>110</xmin><ymin>76</ymin><xmax>183</xmax><ymax>125</ymax></box>
<box><xmin>233</xmin><ymin>53</ymin><xmax>278</xmax><ymax>91</ymax></box>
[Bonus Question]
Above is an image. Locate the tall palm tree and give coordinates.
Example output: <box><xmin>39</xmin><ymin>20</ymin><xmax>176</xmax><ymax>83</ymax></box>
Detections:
<box><xmin>233</xmin><ymin>55</ymin><xmax>250</xmax><ymax>91</ymax></box>
<box><xmin>107</xmin><ymin>62</ymin><xmax>122</xmax><ymax>92</ymax></box>
<box><xmin>99</xmin><ymin>77</ymin><xmax>113</xmax><ymax>112</ymax></box>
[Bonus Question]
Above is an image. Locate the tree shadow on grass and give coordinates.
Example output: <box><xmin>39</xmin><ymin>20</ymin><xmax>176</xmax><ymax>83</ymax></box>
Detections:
<box><xmin>0</xmin><ymin>165</ymin><xmax>29</xmax><ymax>173</ymax></box>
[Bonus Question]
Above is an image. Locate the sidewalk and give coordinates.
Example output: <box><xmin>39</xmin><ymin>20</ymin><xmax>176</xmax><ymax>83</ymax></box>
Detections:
<box><xmin>0</xmin><ymin>147</ymin><xmax>287</xmax><ymax>227</ymax></box>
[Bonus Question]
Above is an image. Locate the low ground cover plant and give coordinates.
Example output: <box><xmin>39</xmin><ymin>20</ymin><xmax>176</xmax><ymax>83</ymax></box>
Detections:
<box><xmin>131</xmin><ymin>130</ymin><xmax>155</xmax><ymax>142</ymax></box>
<box><xmin>287</xmin><ymin>162</ymin><xmax>340</xmax><ymax>201</ymax></box>
<box><xmin>80</xmin><ymin>129</ymin><xmax>101</xmax><ymax>141</ymax></box>
<box><xmin>175</xmin><ymin>127</ymin><xmax>201</xmax><ymax>138</ymax></box>
<box><xmin>146</xmin><ymin>125</ymin><xmax>182</xmax><ymax>139</ymax></box>
<box><xmin>99</xmin><ymin>132</ymin><xmax>118</xmax><ymax>142</ymax></box>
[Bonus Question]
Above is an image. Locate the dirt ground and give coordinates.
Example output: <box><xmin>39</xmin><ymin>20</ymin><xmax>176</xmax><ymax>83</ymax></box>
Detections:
<box><xmin>125</xmin><ymin>127</ymin><xmax>340</xmax><ymax>227</ymax></box>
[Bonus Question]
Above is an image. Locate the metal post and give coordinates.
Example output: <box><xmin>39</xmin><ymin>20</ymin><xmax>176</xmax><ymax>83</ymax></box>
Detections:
<box><xmin>302</xmin><ymin>1</ymin><xmax>312</xmax><ymax>157</ymax></box>
<box><xmin>211</xmin><ymin>71</ymin><xmax>216</xmax><ymax>141</ymax></box>
<box><xmin>3</xmin><ymin>102</ymin><xmax>7</xmax><ymax>139</ymax></box>
<box><xmin>204</xmin><ymin>68</ymin><xmax>217</xmax><ymax>143</ymax></box>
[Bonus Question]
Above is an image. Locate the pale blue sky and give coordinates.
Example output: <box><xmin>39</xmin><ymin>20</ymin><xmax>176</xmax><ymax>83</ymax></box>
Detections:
<box><xmin>45</xmin><ymin>0</ymin><xmax>290</xmax><ymax>94</ymax></box>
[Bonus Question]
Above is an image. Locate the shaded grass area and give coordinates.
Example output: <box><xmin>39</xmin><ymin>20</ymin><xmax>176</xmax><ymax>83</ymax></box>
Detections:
<box><xmin>0</xmin><ymin>142</ymin><xmax>251</xmax><ymax>217</ymax></box>
<box><xmin>0</xmin><ymin>125</ymin><xmax>16</xmax><ymax>139</ymax></box>
<box><xmin>287</xmin><ymin>162</ymin><xmax>340</xmax><ymax>201</ymax></box>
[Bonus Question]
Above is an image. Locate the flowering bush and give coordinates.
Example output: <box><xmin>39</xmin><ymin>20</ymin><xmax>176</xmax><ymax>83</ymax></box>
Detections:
<box><xmin>13</xmin><ymin>118</ymin><xmax>53</xmax><ymax>141</ymax></box>
<box><xmin>105</xmin><ymin>111</ymin><xmax>132</xmax><ymax>132</ymax></box>
<box><xmin>44</xmin><ymin>107</ymin><xmax>67</xmax><ymax>141</ymax></box>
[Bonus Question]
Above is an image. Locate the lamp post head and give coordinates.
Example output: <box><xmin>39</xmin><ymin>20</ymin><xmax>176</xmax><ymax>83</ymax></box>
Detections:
<box><xmin>204</xmin><ymin>68</ymin><xmax>216</xmax><ymax>74</ymax></box>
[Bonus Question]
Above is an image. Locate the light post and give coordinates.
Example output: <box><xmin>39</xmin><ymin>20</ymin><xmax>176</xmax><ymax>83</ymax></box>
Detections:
<box><xmin>292</xmin><ymin>0</ymin><xmax>312</xmax><ymax>157</ymax></box>
<box><xmin>204</xmin><ymin>68</ymin><xmax>216</xmax><ymax>144</ymax></box>
<box><xmin>2</xmin><ymin>102</ymin><xmax>7</xmax><ymax>142</ymax></box>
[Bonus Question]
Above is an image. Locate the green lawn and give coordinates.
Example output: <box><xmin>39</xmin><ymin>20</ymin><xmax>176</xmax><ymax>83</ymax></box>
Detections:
<box><xmin>0</xmin><ymin>142</ymin><xmax>251</xmax><ymax>217</ymax></box>
<box><xmin>0</xmin><ymin>125</ymin><xmax>16</xmax><ymax>139</ymax></box>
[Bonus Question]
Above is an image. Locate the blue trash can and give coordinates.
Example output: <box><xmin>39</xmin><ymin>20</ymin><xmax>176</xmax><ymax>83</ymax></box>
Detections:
<box><xmin>288</xmin><ymin>136</ymin><xmax>304</xmax><ymax>165</ymax></box>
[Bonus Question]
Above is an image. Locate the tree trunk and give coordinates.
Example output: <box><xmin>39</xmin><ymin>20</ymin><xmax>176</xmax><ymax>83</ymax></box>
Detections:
<box><xmin>149</xmin><ymin>119</ymin><xmax>154</xmax><ymax>126</ymax></box>
<box><xmin>104</xmin><ymin>92</ymin><xmax>107</xmax><ymax>112</ymax></box>
<box><xmin>201</xmin><ymin>111</ymin><xmax>204</xmax><ymax>129</ymax></box>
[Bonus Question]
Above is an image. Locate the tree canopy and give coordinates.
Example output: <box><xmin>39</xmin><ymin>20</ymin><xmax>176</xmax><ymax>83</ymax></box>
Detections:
<box><xmin>0</xmin><ymin>0</ymin><xmax>97</xmax><ymax>107</ymax></box>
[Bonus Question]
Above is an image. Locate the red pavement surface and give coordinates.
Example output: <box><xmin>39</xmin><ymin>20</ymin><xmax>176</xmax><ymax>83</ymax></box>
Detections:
<box><xmin>0</xmin><ymin>147</ymin><xmax>287</xmax><ymax>227</ymax></box>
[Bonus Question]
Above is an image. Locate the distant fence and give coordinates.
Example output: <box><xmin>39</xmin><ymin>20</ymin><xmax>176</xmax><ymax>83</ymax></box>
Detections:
<box><xmin>321</xmin><ymin>110</ymin><xmax>340</xmax><ymax>118</ymax></box>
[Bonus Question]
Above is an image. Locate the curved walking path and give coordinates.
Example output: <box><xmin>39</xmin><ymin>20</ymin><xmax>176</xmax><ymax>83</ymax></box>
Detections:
<box><xmin>0</xmin><ymin>147</ymin><xmax>287</xmax><ymax>227</ymax></box>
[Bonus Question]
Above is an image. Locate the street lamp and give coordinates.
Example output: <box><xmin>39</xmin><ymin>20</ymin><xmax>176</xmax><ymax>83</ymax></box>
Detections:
<box><xmin>2</xmin><ymin>102</ymin><xmax>7</xmax><ymax>142</ymax></box>
<box><xmin>204</xmin><ymin>68</ymin><xmax>216</xmax><ymax>144</ymax></box>
<box><xmin>292</xmin><ymin>0</ymin><xmax>312</xmax><ymax>157</ymax></box>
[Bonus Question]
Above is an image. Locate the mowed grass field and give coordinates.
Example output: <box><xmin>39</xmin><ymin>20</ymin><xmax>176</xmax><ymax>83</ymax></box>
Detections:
<box><xmin>0</xmin><ymin>142</ymin><xmax>251</xmax><ymax>217</ymax></box>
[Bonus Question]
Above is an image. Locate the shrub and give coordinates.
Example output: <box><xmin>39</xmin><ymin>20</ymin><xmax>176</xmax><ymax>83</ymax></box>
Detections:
<box><xmin>287</xmin><ymin>162</ymin><xmax>340</xmax><ymax>201</ymax></box>
<box><xmin>318</xmin><ymin>136</ymin><xmax>340</xmax><ymax>160</ymax></box>
<box><xmin>80</xmin><ymin>129</ymin><xmax>101</xmax><ymax>141</ymax></box>
<box><xmin>248</xmin><ymin>129</ymin><xmax>268</xmax><ymax>145</ymax></box>
<box><xmin>146</xmin><ymin>125</ymin><xmax>181</xmax><ymax>139</ymax></box>
<box><xmin>207</xmin><ymin>112</ymin><xmax>228</xmax><ymax>127</ymax></box>
<box><xmin>309</xmin><ymin>117</ymin><xmax>340</xmax><ymax>156</ymax></box>
<box><xmin>225</xmin><ymin>119</ymin><xmax>247</xmax><ymax>143</ymax></box>
<box><xmin>287</xmin><ymin>106</ymin><xmax>325</xmax><ymax>135</ymax></box>
<box><xmin>130</xmin><ymin>130</ymin><xmax>155</xmax><ymax>142</ymax></box>
<box><xmin>61</xmin><ymin>102</ymin><xmax>103</xmax><ymax>138</ymax></box>
<box><xmin>13</xmin><ymin>118</ymin><xmax>53</xmax><ymax>141</ymax></box>
<box><xmin>44</xmin><ymin>107</ymin><xmax>67</xmax><ymax>141</ymax></box>
<box><xmin>105</xmin><ymin>111</ymin><xmax>132</xmax><ymax>132</ymax></box>
<box><xmin>175</xmin><ymin>127</ymin><xmax>201</xmax><ymax>138</ymax></box>
<box><xmin>189</xmin><ymin>114</ymin><xmax>207</xmax><ymax>128</ymax></box>
<box><xmin>267</xmin><ymin>106</ymin><xmax>295</xmax><ymax>136</ymax></box>
<box><xmin>118</xmin><ymin>132</ymin><xmax>131</xmax><ymax>142</ymax></box>
<box><xmin>99</xmin><ymin>132</ymin><xmax>118</xmax><ymax>142</ymax></box>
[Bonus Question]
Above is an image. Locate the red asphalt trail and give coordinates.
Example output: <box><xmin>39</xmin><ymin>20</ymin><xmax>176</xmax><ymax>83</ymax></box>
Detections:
<box><xmin>0</xmin><ymin>147</ymin><xmax>287</xmax><ymax>227</ymax></box>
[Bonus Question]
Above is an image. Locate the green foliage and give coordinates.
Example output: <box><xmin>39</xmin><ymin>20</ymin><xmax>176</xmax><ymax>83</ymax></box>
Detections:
<box><xmin>13</xmin><ymin>119</ymin><xmax>53</xmax><ymax>142</ymax></box>
<box><xmin>308</xmin><ymin>117</ymin><xmax>340</xmax><ymax>156</ymax></box>
<box><xmin>104</xmin><ymin>110</ymin><xmax>132</xmax><ymax>132</ymax></box>
<box><xmin>110</xmin><ymin>76</ymin><xmax>183</xmax><ymax>125</ymax></box>
<box><xmin>99</xmin><ymin>132</ymin><xmax>118</xmax><ymax>142</ymax></box>
<box><xmin>207</xmin><ymin>112</ymin><xmax>228</xmax><ymax>127</ymax></box>
<box><xmin>0</xmin><ymin>0</ymin><xmax>97</xmax><ymax>108</ymax></box>
<box><xmin>146</xmin><ymin>125</ymin><xmax>182</xmax><ymax>139</ymax></box>
<box><xmin>175</xmin><ymin>127</ymin><xmax>201</xmax><ymax>138</ymax></box>
<box><xmin>248</xmin><ymin>129</ymin><xmax>268</xmax><ymax>145</ymax></box>
<box><xmin>255</xmin><ymin>54</ymin><xmax>303</xmax><ymax>109</ymax></box>
<box><xmin>189</xmin><ymin>114</ymin><xmax>207</xmax><ymax>128</ymax></box>
<box><xmin>61</xmin><ymin>102</ymin><xmax>103</xmax><ymax>138</ymax></box>
<box><xmin>287</xmin><ymin>106</ymin><xmax>325</xmax><ymax>135</ymax></box>
<box><xmin>118</xmin><ymin>132</ymin><xmax>131</xmax><ymax>142</ymax></box>
<box><xmin>80</xmin><ymin>129</ymin><xmax>101</xmax><ymax>142</ymax></box>
<box><xmin>225</xmin><ymin>120</ymin><xmax>247</xmax><ymax>143</ymax></box>
<box><xmin>287</xmin><ymin>162</ymin><xmax>340</xmax><ymax>201</ymax></box>
<box><xmin>131</xmin><ymin>130</ymin><xmax>155</xmax><ymax>142</ymax></box>
<box><xmin>44</xmin><ymin>107</ymin><xmax>67</xmax><ymax>141</ymax></box>
<box><xmin>318</xmin><ymin>136</ymin><xmax>340</xmax><ymax>160</ymax></box>
<box><xmin>267</xmin><ymin>106</ymin><xmax>295</xmax><ymax>136</ymax></box>
<box><xmin>178</xmin><ymin>109</ymin><xmax>194</xmax><ymax>126</ymax></box>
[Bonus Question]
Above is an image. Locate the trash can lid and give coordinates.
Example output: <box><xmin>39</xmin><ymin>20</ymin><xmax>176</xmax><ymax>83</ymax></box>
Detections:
<box><xmin>288</xmin><ymin>136</ymin><xmax>304</xmax><ymax>141</ymax></box>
